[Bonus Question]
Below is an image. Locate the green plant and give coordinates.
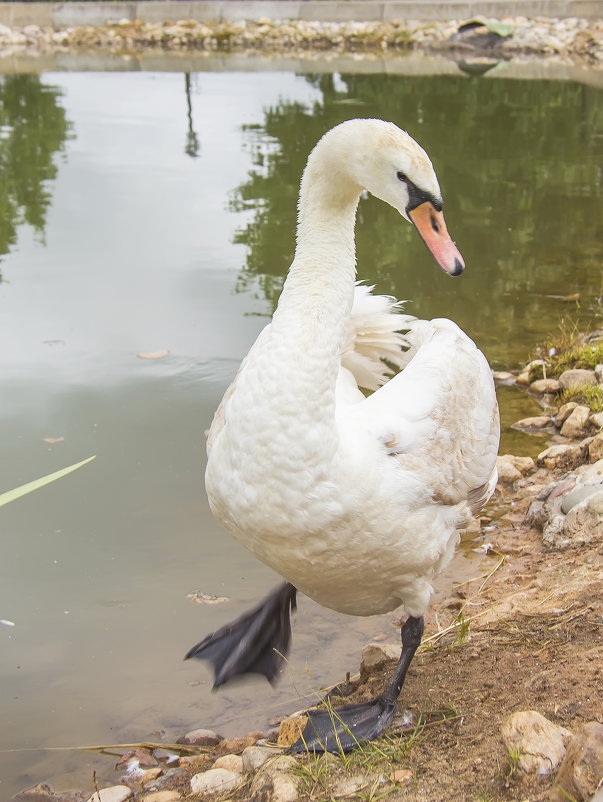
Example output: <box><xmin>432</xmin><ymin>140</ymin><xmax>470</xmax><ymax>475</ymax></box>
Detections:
<box><xmin>452</xmin><ymin>610</ymin><xmax>470</xmax><ymax>646</ymax></box>
<box><xmin>0</xmin><ymin>456</ymin><xmax>96</xmax><ymax>508</ymax></box>
<box><xmin>506</xmin><ymin>744</ymin><xmax>521</xmax><ymax>778</ymax></box>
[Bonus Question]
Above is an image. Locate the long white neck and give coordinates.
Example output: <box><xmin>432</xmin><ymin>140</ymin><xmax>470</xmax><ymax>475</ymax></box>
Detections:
<box><xmin>269</xmin><ymin>139</ymin><xmax>363</xmax><ymax>411</ymax></box>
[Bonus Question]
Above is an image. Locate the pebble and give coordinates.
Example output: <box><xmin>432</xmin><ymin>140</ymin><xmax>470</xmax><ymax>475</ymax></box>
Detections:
<box><xmin>497</xmin><ymin>454</ymin><xmax>535</xmax><ymax>483</ymax></box>
<box><xmin>589</xmin><ymin>432</ymin><xmax>603</xmax><ymax>462</ymax></box>
<box><xmin>551</xmin><ymin>722</ymin><xmax>603</xmax><ymax>802</ymax></box>
<box><xmin>177</xmin><ymin>727</ymin><xmax>221</xmax><ymax>746</ymax></box>
<box><xmin>332</xmin><ymin>774</ymin><xmax>373</xmax><ymax>796</ymax></box>
<box><xmin>0</xmin><ymin>15</ymin><xmax>600</xmax><ymax>64</ymax></box>
<box><xmin>141</xmin><ymin>792</ymin><xmax>182</xmax><ymax>802</ymax></box>
<box><xmin>560</xmin><ymin>483</ymin><xmax>603</xmax><ymax>513</ymax></box>
<box><xmin>537</xmin><ymin>442</ymin><xmax>588</xmax><ymax>470</ymax></box>
<box><xmin>512</xmin><ymin>415</ymin><xmax>553</xmax><ymax>431</ymax></box>
<box><xmin>241</xmin><ymin>745</ymin><xmax>283</xmax><ymax>772</ymax></box>
<box><xmin>360</xmin><ymin>641</ymin><xmax>400</xmax><ymax>672</ymax></box>
<box><xmin>492</xmin><ymin>370</ymin><xmax>515</xmax><ymax>385</ymax></box>
<box><xmin>556</xmin><ymin>401</ymin><xmax>579</xmax><ymax>426</ymax></box>
<box><xmin>190</xmin><ymin>768</ymin><xmax>242</xmax><ymax>796</ymax></box>
<box><xmin>213</xmin><ymin>753</ymin><xmax>244</xmax><ymax>773</ymax></box>
<box><xmin>139</xmin><ymin>768</ymin><xmax>163</xmax><ymax>786</ymax></box>
<box><xmin>85</xmin><ymin>787</ymin><xmax>132</xmax><ymax>802</ymax></box>
<box><xmin>219</xmin><ymin>731</ymin><xmax>263</xmax><ymax>752</ymax></box>
<box><xmin>249</xmin><ymin>756</ymin><xmax>301</xmax><ymax>802</ymax></box>
<box><xmin>530</xmin><ymin>377</ymin><xmax>561</xmax><ymax>394</ymax></box>
<box><xmin>178</xmin><ymin>754</ymin><xmax>212</xmax><ymax>770</ymax></box>
<box><xmin>590</xmin><ymin>411</ymin><xmax>603</xmax><ymax>429</ymax></box>
<box><xmin>501</xmin><ymin>710</ymin><xmax>572</xmax><ymax>775</ymax></box>
<box><xmin>560</xmin><ymin>404</ymin><xmax>591</xmax><ymax>438</ymax></box>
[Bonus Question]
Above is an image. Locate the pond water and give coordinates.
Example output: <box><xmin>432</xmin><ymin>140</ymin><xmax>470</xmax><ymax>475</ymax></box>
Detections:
<box><xmin>0</xmin><ymin>63</ymin><xmax>601</xmax><ymax>797</ymax></box>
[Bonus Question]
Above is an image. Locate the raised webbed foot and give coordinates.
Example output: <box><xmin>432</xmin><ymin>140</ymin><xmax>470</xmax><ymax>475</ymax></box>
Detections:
<box><xmin>185</xmin><ymin>582</ymin><xmax>297</xmax><ymax>687</ymax></box>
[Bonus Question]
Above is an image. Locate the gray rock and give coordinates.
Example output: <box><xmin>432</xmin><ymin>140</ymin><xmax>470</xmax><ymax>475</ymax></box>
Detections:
<box><xmin>560</xmin><ymin>405</ymin><xmax>591</xmax><ymax>438</ymax></box>
<box><xmin>213</xmin><ymin>753</ymin><xmax>244</xmax><ymax>773</ymax></box>
<box><xmin>140</xmin><ymin>792</ymin><xmax>182</xmax><ymax>802</ymax></box>
<box><xmin>589</xmin><ymin>433</ymin><xmax>603</xmax><ymax>462</ymax></box>
<box><xmin>85</xmin><ymin>787</ymin><xmax>132</xmax><ymax>802</ymax></box>
<box><xmin>559</xmin><ymin>368</ymin><xmax>597</xmax><ymax>389</ymax></box>
<box><xmin>360</xmin><ymin>642</ymin><xmax>400</xmax><ymax>672</ymax></box>
<box><xmin>551</xmin><ymin>722</ymin><xmax>603</xmax><ymax>802</ymax></box>
<box><xmin>543</xmin><ymin>490</ymin><xmax>603</xmax><ymax>551</ymax></box>
<box><xmin>530</xmin><ymin>377</ymin><xmax>561</xmax><ymax>394</ymax></box>
<box><xmin>556</xmin><ymin>402</ymin><xmax>579</xmax><ymax>426</ymax></box>
<box><xmin>537</xmin><ymin>442</ymin><xmax>589</xmax><ymax>470</ymax></box>
<box><xmin>250</xmin><ymin>756</ymin><xmax>301</xmax><ymax>802</ymax></box>
<box><xmin>590</xmin><ymin>411</ymin><xmax>603</xmax><ymax>429</ymax></box>
<box><xmin>496</xmin><ymin>457</ymin><xmax>522</xmax><ymax>483</ymax></box>
<box><xmin>594</xmin><ymin>364</ymin><xmax>603</xmax><ymax>382</ymax></box>
<box><xmin>242</xmin><ymin>746</ymin><xmax>283</xmax><ymax>773</ymax></box>
<box><xmin>501</xmin><ymin>711</ymin><xmax>572</xmax><ymax>776</ymax></box>
<box><xmin>142</xmin><ymin>769</ymin><xmax>187</xmax><ymax>794</ymax></box>
<box><xmin>492</xmin><ymin>371</ymin><xmax>516</xmax><ymax>385</ymax></box>
<box><xmin>177</xmin><ymin>727</ymin><xmax>221</xmax><ymax>746</ymax></box>
<box><xmin>190</xmin><ymin>768</ymin><xmax>242</xmax><ymax>796</ymax></box>
<box><xmin>512</xmin><ymin>415</ymin><xmax>553</xmax><ymax>431</ymax></box>
<box><xmin>560</xmin><ymin>484</ymin><xmax>603</xmax><ymax>513</ymax></box>
<box><xmin>332</xmin><ymin>775</ymin><xmax>373</xmax><ymax>796</ymax></box>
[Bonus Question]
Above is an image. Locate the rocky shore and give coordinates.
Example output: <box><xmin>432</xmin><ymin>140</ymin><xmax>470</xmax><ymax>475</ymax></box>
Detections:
<box><xmin>0</xmin><ymin>14</ymin><xmax>601</xmax><ymax>65</ymax></box>
<box><xmin>13</xmin><ymin>331</ymin><xmax>603</xmax><ymax>802</ymax></box>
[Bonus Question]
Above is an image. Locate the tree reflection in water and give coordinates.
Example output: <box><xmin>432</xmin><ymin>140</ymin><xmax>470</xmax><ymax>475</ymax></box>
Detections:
<box><xmin>229</xmin><ymin>73</ymin><xmax>602</xmax><ymax>365</ymax></box>
<box><xmin>0</xmin><ymin>74</ymin><xmax>71</xmax><ymax>275</ymax></box>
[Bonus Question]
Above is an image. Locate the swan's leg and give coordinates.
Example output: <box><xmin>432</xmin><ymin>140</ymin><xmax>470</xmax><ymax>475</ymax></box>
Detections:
<box><xmin>185</xmin><ymin>582</ymin><xmax>297</xmax><ymax>688</ymax></box>
<box><xmin>290</xmin><ymin>615</ymin><xmax>424</xmax><ymax>754</ymax></box>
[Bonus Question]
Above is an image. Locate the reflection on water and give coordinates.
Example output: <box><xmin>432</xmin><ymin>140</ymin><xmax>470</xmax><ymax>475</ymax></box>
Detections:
<box><xmin>0</xmin><ymin>75</ymin><xmax>71</xmax><ymax>267</ymax></box>
<box><xmin>231</xmin><ymin>73</ymin><xmax>603</xmax><ymax>368</ymax></box>
<box><xmin>0</xmin><ymin>67</ymin><xmax>601</xmax><ymax>798</ymax></box>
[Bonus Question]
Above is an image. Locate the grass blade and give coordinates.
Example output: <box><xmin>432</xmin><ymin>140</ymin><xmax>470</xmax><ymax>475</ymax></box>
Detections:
<box><xmin>0</xmin><ymin>456</ymin><xmax>96</xmax><ymax>508</ymax></box>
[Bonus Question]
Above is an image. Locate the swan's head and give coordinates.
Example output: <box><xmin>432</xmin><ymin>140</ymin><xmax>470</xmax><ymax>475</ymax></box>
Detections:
<box><xmin>315</xmin><ymin>119</ymin><xmax>464</xmax><ymax>276</ymax></box>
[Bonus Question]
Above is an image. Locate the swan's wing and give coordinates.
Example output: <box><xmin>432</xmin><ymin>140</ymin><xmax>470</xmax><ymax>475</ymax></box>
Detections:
<box><xmin>341</xmin><ymin>284</ymin><xmax>415</xmax><ymax>391</ymax></box>
<box><xmin>347</xmin><ymin>317</ymin><xmax>499</xmax><ymax>514</ymax></box>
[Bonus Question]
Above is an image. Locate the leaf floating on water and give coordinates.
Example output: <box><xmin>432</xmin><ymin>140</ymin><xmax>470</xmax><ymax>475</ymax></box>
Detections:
<box><xmin>137</xmin><ymin>349</ymin><xmax>169</xmax><ymax>360</ymax></box>
<box><xmin>44</xmin><ymin>436</ymin><xmax>65</xmax><ymax>444</ymax></box>
<box><xmin>187</xmin><ymin>591</ymin><xmax>229</xmax><ymax>605</ymax></box>
<box><xmin>0</xmin><ymin>456</ymin><xmax>96</xmax><ymax>508</ymax></box>
<box><xmin>1</xmin><ymin>619</ymin><xmax>15</xmax><ymax>627</ymax></box>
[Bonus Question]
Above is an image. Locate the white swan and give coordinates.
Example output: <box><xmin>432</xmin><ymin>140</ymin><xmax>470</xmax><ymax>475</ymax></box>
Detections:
<box><xmin>186</xmin><ymin>118</ymin><xmax>500</xmax><ymax>751</ymax></box>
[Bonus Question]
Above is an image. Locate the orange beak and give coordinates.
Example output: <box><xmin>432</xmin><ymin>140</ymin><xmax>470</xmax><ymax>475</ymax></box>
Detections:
<box><xmin>409</xmin><ymin>201</ymin><xmax>464</xmax><ymax>276</ymax></box>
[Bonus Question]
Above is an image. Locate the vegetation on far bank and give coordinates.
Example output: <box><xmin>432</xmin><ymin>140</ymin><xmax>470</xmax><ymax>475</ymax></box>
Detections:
<box><xmin>527</xmin><ymin>319</ymin><xmax>603</xmax><ymax>411</ymax></box>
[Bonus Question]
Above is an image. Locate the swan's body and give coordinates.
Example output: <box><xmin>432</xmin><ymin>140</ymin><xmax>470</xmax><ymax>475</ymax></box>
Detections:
<box><xmin>189</xmin><ymin>118</ymin><xmax>500</xmax><ymax>751</ymax></box>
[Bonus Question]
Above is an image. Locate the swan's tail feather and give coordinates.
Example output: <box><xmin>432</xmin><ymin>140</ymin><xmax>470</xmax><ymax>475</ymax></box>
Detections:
<box><xmin>342</xmin><ymin>284</ymin><xmax>415</xmax><ymax>391</ymax></box>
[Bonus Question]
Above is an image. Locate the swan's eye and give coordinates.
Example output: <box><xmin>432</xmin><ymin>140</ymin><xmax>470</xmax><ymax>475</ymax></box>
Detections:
<box><xmin>396</xmin><ymin>171</ymin><xmax>407</xmax><ymax>183</ymax></box>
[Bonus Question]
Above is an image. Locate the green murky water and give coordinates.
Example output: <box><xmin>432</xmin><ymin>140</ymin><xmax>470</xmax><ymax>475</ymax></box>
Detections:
<box><xmin>0</xmin><ymin>65</ymin><xmax>601</xmax><ymax>797</ymax></box>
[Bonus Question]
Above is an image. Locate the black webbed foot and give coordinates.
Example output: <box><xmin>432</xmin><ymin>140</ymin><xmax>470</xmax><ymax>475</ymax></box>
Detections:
<box><xmin>290</xmin><ymin>694</ymin><xmax>397</xmax><ymax>753</ymax></box>
<box><xmin>290</xmin><ymin>615</ymin><xmax>424</xmax><ymax>754</ymax></box>
<box><xmin>185</xmin><ymin>582</ymin><xmax>297</xmax><ymax>688</ymax></box>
